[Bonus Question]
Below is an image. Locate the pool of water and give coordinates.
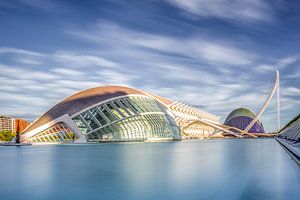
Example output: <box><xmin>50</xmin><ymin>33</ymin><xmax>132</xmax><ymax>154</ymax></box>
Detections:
<box><xmin>0</xmin><ymin>138</ymin><xmax>299</xmax><ymax>200</ymax></box>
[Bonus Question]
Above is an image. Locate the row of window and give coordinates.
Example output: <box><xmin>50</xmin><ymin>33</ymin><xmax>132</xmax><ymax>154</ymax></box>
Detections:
<box><xmin>86</xmin><ymin>113</ymin><xmax>179</xmax><ymax>142</ymax></box>
<box><xmin>24</xmin><ymin>95</ymin><xmax>181</xmax><ymax>143</ymax></box>
<box><xmin>70</xmin><ymin>95</ymin><xmax>180</xmax><ymax>142</ymax></box>
<box><xmin>25</xmin><ymin>123</ymin><xmax>76</xmax><ymax>143</ymax></box>
<box><xmin>72</xmin><ymin>96</ymin><xmax>166</xmax><ymax>135</ymax></box>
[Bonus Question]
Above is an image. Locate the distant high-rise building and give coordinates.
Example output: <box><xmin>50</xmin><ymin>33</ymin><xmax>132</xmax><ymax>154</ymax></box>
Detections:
<box><xmin>0</xmin><ymin>116</ymin><xmax>15</xmax><ymax>133</ymax></box>
<box><xmin>0</xmin><ymin>116</ymin><xmax>30</xmax><ymax>133</ymax></box>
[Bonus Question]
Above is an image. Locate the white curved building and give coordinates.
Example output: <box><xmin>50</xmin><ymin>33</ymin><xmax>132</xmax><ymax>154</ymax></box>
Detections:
<box><xmin>20</xmin><ymin>86</ymin><xmax>220</xmax><ymax>143</ymax></box>
<box><xmin>168</xmin><ymin>101</ymin><xmax>220</xmax><ymax>139</ymax></box>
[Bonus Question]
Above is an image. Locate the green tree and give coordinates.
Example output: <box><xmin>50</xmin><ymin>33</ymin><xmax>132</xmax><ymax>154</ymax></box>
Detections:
<box><xmin>0</xmin><ymin>131</ymin><xmax>16</xmax><ymax>142</ymax></box>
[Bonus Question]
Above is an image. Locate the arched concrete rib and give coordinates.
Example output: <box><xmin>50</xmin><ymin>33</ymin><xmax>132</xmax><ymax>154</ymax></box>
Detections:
<box><xmin>181</xmin><ymin>119</ymin><xmax>243</xmax><ymax>138</ymax></box>
<box><xmin>220</xmin><ymin>124</ymin><xmax>257</xmax><ymax>138</ymax></box>
<box><xmin>276</xmin><ymin>73</ymin><xmax>281</xmax><ymax>131</ymax></box>
<box><xmin>244</xmin><ymin>70</ymin><xmax>279</xmax><ymax>133</ymax></box>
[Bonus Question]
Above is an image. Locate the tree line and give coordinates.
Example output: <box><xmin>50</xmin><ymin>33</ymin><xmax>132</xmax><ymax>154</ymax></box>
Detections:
<box><xmin>0</xmin><ymin>131</ymin><xmax>16</xmax><ymax>142</ymax></box>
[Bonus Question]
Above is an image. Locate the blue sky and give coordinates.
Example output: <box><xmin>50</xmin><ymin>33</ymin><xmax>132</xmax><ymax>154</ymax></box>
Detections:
<box><xmin>0</xmin><ymin>0</ymin><xmax>299</xmax><ymax>132</ymax></box>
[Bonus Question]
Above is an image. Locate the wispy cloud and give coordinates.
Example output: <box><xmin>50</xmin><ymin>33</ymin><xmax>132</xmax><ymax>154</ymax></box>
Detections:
<box><xmin>0</xmin><ymin>47</ymin><xmax>136</xmax><ymax>119</ymax></box>
<box><xmin>52</xmin><ymin>52</ymin><xmax>119</xmax><ymax>68</ymax></box>
<box><xmin>276</xmin><ymin>55</ymin><xmax>299</xmax><ymax>68</ymax></box>
<box><xmin>0</xmin><ymin>0</ymin><xmax>66</xmax><ymax>13</ymax></box>
<box><xmin>67</xmin><ymin>21</ymin><xmax>257</xmax><ymax>66</ymax></box>
<box><xmin>284</xmin><ymin>87</ymin><xmax>300</xmax><ymax>97</ymax></box>
<box><xmin>166</xmin><ymin>0</ymin><xmax>275</xmax><ymax>23</ymax></box>
<box><xmin>51</xmin><ymin>68</ymin><xmax>83</xmax><ymax>77</ymax></box>
<box><xmin>65</xmin><ymin>20</ymin><xmax>300</xmax><ymax>131</ymax></box>
<box><xmin>0</xmin><ymin>47</ymin><xmax>44</xmax><ymax>56</ymax></box>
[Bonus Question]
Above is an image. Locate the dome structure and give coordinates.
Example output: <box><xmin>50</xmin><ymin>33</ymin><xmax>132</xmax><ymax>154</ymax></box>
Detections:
<box><xmin>23</xmin><ymin>86</ymin><xmax>171</xmax><ymax>133</ymax></box>
<box><xmin>21</xmin><ymin>86</ymin><xmax>179</xmax><ymax>143</ymax></box>
<box><xmin>224</xmin><ymin>108</ymin><xmax>265</xmax><ymax>133</ymax></box>
<box><xmin>20</xmin><ymin>85</ymin><xmax>220</xmax><ymax>144</ymax></box>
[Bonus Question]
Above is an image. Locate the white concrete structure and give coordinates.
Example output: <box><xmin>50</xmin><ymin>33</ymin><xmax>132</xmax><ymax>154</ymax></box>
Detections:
<box><xmin>244</xmin><ymin>70</ymin><xmax>280</xmax><ymax>133</ymax></box>
<box><xmin>21</xmin><ymin>86</ymin><xmax>219</xmax><ymax>144</ymax></box>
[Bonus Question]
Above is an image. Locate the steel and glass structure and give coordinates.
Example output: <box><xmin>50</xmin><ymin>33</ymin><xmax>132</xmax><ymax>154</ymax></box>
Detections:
<box><xmin>168</xmin><ymin>101</ymin><xmax>220</xmax><ymax>139</ymax></box>
<box><xmin>20</xmin><ymin>86</ymin><xmax>219</xmax><ymax>144</ymax></box>
<box><xmin>224</xmin><ymin>108</ymin><xmax>265</xmax><ymax>133</ymax></box>
<box><xmin>70</xmin><ymin>95</ymin><xmax>179</xmax><ymax>142</ymax></box>
<box><xmin>278</xmin><ymin>115</ymin><xmax>300</xmax><ymax>141</ymax></box>
<box><xmin>276</xmin><ymin>115</ymin><xmax>300</xmax><ymax>165</ymax></box>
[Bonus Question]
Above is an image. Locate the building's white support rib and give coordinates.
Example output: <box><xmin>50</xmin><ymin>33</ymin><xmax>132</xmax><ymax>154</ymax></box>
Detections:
<box><xmin>277</xmin><ymin>71</ymin><xmax>281</xmax><ymax>131</ymax></box>
<box><xmin>244</xmin><ymin>70</ymin><xmax>279</xmax><ymax>133</ymax></box>
<box><xmin>20</xmin><ymin>114</ymin><xmax>86</xmax><ymax>143</ymax></box>
<box><xmin>182</xmin><ymin>119</ymin><xmax>242</xmax><ymax>138</ymax></box>
<box><xmin>167</xmin><ymin>100</ymin><xmax>221</xmax><ymax>139</ymax></box>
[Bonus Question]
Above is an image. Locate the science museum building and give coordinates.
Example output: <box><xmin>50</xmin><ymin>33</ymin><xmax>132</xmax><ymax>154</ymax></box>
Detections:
<box><xmin>20</xmin><ymin>86</ymin><xmax>220</xmax><ymax>143</ymax></box>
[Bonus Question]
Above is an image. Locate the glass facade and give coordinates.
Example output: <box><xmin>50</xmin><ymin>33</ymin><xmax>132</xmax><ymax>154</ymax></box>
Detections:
<box><xmin>25</xmin><ymin>123</ymin><xmax>77</xmax><ymax>143</ymax></box>
<box><xmin>72</xmin><ymin>95</ymin><xmax>180</xmax><ymax>142</ymax></box>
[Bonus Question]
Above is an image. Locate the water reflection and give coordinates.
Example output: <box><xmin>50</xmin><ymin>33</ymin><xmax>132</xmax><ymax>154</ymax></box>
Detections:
<box><xmin>0</xmin><ymin>139</ymin><xmax>299</xmax><ymax>200</ymax></box>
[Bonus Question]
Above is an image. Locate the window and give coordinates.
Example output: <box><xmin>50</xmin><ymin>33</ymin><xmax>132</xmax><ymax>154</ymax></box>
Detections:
<box><xmin>113</xmin><ymin>101</ymin><xmax>130</xmax><ymax>117</ymax></box>
<box><xmin>119</xmin><ymin>99</ymin><xmax>135</xmax><ymax>115</ymax></box>
<box><xmin>73</xmin><ymin>116</ymin><xmax>89</xmax><ymax>134</ymax></box>
<box><xmin>90</xmin><ymin>108</ymin><xmax>108</xmax><ymax>126</ymax></box>
<box><xmin>106</xmin><ymin>103</ymin><xmax>122</xmax><ymax>119</ymax></box>
<box><xmin>99</xmin><ymin>105</ymin><xmax>116</xmax><ymax>122</ymax></box>
<box><xmin>81</xmin><ymin>112</ymin><xmax>100</xmax><ymax>130</ymax></box>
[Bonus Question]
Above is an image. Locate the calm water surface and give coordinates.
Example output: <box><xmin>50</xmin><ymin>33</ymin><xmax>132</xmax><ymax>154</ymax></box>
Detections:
<box><xmin>0</xmin><ymin>138</ymin><xmax>299</xmax><ymax>200</ymax></box>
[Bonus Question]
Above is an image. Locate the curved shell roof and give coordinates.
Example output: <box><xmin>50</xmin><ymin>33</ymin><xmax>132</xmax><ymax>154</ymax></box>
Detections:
<box><xmin>224</xmin><ymin>108</ymin><xmax>258</xmax><ymax>124</ymax></box>
<box><xmin>23</xmin><ymin>85</ymin><xmax>172</xmax><ymax>133</ymax></box>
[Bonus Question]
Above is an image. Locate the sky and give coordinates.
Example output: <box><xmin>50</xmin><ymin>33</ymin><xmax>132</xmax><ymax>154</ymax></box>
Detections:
<box><xmin>0</xmin><ymin>0</ymin><xmax>300</xmax><ymax>132</ymax></box>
